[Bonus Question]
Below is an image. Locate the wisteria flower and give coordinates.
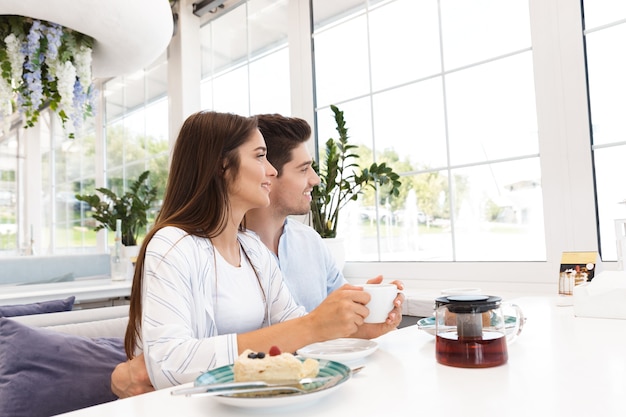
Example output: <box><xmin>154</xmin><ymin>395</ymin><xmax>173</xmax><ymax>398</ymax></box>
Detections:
<box><xmin>0</xmin><ymin>16</ymin><xmax>94</xmax><ymax>136</ymax></box>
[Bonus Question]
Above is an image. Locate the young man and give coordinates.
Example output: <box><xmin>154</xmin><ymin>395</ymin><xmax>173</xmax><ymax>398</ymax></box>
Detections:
<box><xmin>248</xmin><ymin>114</ymin><xmax>346</xmax><ymax>312</ymax></box>
<box><xmin>111</xmin><ymin>114</ymin><xmax>404</xmax><ymax>397</ymax></box>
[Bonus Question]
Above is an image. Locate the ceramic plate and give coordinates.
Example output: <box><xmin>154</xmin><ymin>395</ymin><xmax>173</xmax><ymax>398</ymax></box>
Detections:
<box><xmin>193</xmin><ymin>359</ymin><xmax>350</xmax><ymax>409</ymax></box>
<box><xmin>416</xmin><ymin>315</ymin><xmax>519</xmax><ymax>336</ymax></box>
<box><xmin>296</xmin><ymin>338</ymin><xmax>378</xmax><ymax>362</ymax></box>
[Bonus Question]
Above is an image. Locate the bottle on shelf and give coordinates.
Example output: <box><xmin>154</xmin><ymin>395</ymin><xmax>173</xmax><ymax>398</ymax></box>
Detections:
<box><xmin>110</xmin><ymin>219</ymin><xmax>126</xmax><ymax>281</ymax></box>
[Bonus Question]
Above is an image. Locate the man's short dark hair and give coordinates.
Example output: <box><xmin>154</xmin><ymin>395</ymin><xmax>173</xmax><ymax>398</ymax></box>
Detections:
<box><xmin>256</xmin><ymin>114</ymin><xmax>311</xmax><ymax>176</ymax></box>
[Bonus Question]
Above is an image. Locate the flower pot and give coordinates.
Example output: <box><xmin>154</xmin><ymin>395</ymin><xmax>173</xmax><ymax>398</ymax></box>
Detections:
<box><xmin>122</xmin><ymin>245</ymin><xmax>140</xmax><ymax>264</ymax></box>
<box><xmin>323</xmin><ymin>237</ymin><xmax>346</xmax><ymax>272</ymax></box>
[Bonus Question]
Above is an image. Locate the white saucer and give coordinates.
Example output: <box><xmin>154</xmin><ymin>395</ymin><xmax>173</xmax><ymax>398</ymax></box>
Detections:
<box><xmin>297</xmin><ymin>338</ymin><xmax>378</xmax><ymax>362</ymax></box>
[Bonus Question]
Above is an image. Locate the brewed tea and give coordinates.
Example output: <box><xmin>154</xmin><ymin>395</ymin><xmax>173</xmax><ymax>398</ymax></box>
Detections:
<box><xmin>436</xmin><ymin>330</ymin><xmax>508</xmax><ymax>368</ymax></box>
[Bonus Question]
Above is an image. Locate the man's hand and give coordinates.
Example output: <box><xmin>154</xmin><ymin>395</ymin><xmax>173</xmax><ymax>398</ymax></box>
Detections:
<box><xmin>111</xmin><ymin>353</ymin><xmax>154</xmax><ymax>398</ymax></box>
<box><xmin>354</xmin><ymin>276</ymin><xmax>405</xmax><ymax>338</ymax></box>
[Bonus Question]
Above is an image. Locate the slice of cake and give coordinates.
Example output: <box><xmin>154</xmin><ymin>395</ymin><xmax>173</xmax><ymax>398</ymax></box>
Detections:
<box><xmin>233</xmin><ymin>346</ymin><xmax>319</xmax><ymax>382</ymax></box>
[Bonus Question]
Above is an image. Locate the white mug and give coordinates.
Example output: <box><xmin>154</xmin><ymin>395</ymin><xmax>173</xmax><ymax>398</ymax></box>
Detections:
<box><xmin>361</xmin><ymin>283</ymin><xmax>398</xmax><ymax>323</ymax></box>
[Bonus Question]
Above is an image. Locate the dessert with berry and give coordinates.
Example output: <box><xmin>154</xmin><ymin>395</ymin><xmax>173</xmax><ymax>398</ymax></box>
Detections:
<box><xmin>233</xmin><ymin>346</ymin><xmax>319</xmax><ymax>382</ymax></box>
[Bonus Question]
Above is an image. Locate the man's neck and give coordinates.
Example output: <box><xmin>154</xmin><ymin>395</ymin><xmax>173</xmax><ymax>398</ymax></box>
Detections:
<box><xmin>246</xmin><ymin>207</ymin><xmax>286</xmax><ymax>256</ymax></box>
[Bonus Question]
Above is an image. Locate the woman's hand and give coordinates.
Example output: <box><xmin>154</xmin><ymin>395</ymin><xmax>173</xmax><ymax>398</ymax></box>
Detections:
<box><xmin>305</xmin><ymin>284</ymin><xmax>371</xmax><ymax>340</ymax></box>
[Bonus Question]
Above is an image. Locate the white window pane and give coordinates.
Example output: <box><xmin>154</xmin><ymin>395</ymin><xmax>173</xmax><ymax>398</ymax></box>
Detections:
<box><xmin>144</xmin><ymin>100</ymin><xmax>169</xmax><ymax>144</ymax></box>
<box><xmin>313</xmin><ymin>16</ymin><xmax>370</xmax><ymax>107</ymax></box>
<box><xmin>446</xmin><ymin>52</ymin><xmax>538</xmax><ymax>166</ymax></box>
<box><xmin>380</xmin><ymin>172</ymin><xmax>454</xmax><ymax>262</ymax></box>
<box><xmin>452</xmin><ymin>159</ymin><xmax>544</xmax><ymax>261</ymax></box>
<box><xmin>248</xmin><ymin>0</ymin><xmax>288</xmax><ymax>53</ymax></box>
<box><xmin>585</xmin><ymin>25</ymin><xmax>626</xmax><ymax>147</ymax></box>
<box><xmin>316</xmin><ymin>98</ymin><xmax>373</xmax><ymax>150</ymax></box>
<box><xmin>594</xmin><ymin>146</ymin><xmax>626</xmax><ymax>261</ymax></box>
<box><xmin>0</xmin><ymin>133</ymin><xmax>19</xmax><ymax>254</ymax></box>
<box><xmin>200</xmin><ymin>0</ymin><xmax>290</xmax><ymax>117</ymax></box>
<box><xmin>584</xmin><ymin>1</ymin><xmax>626</xmax><ymax>262</ymax></box>
<box><xmin>250</xmin><ymin>49</ymin><xmax>291</xmax><ymax>116</ymax></box>
<box><xmin>441</xmin><ymin>0</ymin><xmax>531</xmax><ymax>70</ymax></box>
<box><xmin>313</xmin><ymin>0</ymin><xmax>541</xmax><ymax>262</ymax></box>
<box><xmin>313</xmin><ymin>0</ymin><xmax>365</xmax><ymax>29</ymax></box>
<box><xmin>582</xmin><ymin>0</ymin><xmax>626</xmax><ymax>29</ymax></box>
<box><xmin>207</xmin><ymin>5</ymin><xmax>248</xmax><ymax>73</ymax></box>
<box><xmin>372</xmin><ymin>80</ymin><xmax>448</xmax><ymax>169</ymax></box>
<box><xmin>212</xmin><ymin>68</ymin><xmax>251</xmax><ymax>115</ymax></box>
<box><xmin>369</xmin><ymin>0</ymin><xmax>441</xmax><ymax>91</ymax></box>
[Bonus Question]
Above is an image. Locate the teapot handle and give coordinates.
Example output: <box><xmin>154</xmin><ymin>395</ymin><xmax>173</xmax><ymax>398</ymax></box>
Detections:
<box><xmin>504</xmin><ymin>303</ymin><xmax>526</xmax><ymax>344</ymax></box>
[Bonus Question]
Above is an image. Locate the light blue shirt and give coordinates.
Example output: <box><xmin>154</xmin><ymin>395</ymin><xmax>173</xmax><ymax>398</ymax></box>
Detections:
<box><xmin>275</xmin><ymin>218</ymin><xmax>347</xmax><ymax>312</ymax></box>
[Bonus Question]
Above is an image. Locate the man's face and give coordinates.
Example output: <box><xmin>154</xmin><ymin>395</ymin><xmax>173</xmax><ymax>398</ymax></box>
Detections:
<box><xmin>270</xmin><ymin>142</ymin><xmax>320</xmax><ymax>216</ymax></box>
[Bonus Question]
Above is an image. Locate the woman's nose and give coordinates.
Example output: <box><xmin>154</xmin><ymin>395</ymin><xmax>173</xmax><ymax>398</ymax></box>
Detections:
<box><xmin>266</xmin><ymin>161</ymin><xmax>278</xmax><ymax>177</ymax></box>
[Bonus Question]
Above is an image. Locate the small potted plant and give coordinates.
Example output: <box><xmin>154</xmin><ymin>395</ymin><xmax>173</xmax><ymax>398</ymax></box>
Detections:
<box><xmin>311</xmin><ymin>105</ymin><xmax>402</xmax><ymax>239</ymax></box>
<box><xmin>75</xmin><ymin>170</ymin><xmax>158</xmax><ymax>247</ymax></box>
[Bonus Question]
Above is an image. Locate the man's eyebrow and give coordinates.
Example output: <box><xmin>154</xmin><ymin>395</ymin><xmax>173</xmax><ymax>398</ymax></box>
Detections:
<box><xmin>296</xmin><ymin>160</ymin><xmax>313</xmax><ymax>168</ymax></box>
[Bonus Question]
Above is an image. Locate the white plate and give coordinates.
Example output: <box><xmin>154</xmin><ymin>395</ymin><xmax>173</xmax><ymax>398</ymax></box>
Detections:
<box><xmin>296</xmin><ymin>338</ymin><xmax>378</xmax><ymax>362</ymax></box>
<box><xmin>193</xmin><ymin>359</ymin><xmax>350</xmax><ymax>409</ymax></box>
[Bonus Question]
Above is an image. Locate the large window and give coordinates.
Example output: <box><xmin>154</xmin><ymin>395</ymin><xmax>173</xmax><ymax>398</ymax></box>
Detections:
<box><xmin>1</xmin><ymin>0</ymin><xmax>615</xmax><ymax>291</ymax></box>
<box><xmin>583</xmin><ymin>0</ymin><xmax>626</xmax><ymax>261</ymax></box>
<box><xmin>42</xmin><ymin>112</ymin><xmax>96</xmax><ymax>254</ymax></box>
<box><xmin>0</xmin><ymin>130</ymin><xmax>18</xmax><ymax>254</ymax></box>
<box><xmin>199</xmin><ymin>0</ymin><xmax>291</xmax><ymax>116</ymax></box>
<box><xmin>95</xmin><ymin>53</ymin><xmax>170</xmax><ymax>248</ymax></box>
<box><xmin>312</xmin><ymin>0</ymin><xmax>544</xmax><ymax>262</ymax></box>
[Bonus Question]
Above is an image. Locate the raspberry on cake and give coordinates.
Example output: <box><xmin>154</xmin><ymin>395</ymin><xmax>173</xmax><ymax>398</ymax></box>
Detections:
<box><xmin>233</xmin><ymin>348</ymin><xmax>319</xmax><ymax>382</ymax></box>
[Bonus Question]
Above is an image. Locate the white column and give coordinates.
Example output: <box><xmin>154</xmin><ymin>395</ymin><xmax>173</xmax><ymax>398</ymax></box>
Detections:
<box><xmin>529</xmin><ymin>0</ymin><xmax>597</xmax><ymax>262</ymax></box>
<box><xmin>289</xmin><ymin>0</ymin><xmax>315</xmax><ymax>130</ymax></box>
<box><xmin>168</xmin><ymin>0</ymin><xmax>202</xmax><ymax>157</ymax></box>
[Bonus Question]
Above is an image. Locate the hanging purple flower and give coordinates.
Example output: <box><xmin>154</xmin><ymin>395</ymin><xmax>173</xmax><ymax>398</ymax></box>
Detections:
<box><xmin>0</xmin><ymin>16</ymin><xmax>95</xmax><ymax>136</ymax></box>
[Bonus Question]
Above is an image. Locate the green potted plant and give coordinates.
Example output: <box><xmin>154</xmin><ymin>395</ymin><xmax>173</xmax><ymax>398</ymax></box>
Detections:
<box><xmin>75</xmin><ymin>170</ymin><xmax>158</xmax><ymax>247</ymax></box>
<box><xmin>311</xmin><ymin>105</ymin><xmax>402</xmax><ymax>239</ymax></box>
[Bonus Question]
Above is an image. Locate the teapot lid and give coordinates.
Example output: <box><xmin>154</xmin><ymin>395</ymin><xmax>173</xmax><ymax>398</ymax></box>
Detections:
<box><xmin>435</xmin><ymin>295</ymin><xmax>501</xmax><ymax>314</ymax></box>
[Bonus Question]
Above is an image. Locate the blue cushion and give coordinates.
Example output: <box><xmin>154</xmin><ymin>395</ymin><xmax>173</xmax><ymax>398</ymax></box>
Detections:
<box><xmin>0</xmin><ymin>296</ymin><xmax>75</xmax><ymax>317</ymax></box>
<box><xmin>0</xmin><ymin>318</ymin><xmax>127</xmax><ymax>417</ymax></box>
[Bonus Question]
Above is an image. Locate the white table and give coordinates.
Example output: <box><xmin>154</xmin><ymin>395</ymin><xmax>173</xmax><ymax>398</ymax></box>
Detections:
<box><xmin>57</xmin><ymin>296</ymin><xmax>626</xmax><ymax>417</ymax></box>
<box><xmin>0</xmin><ymin>277</ymin><xmax>131</xmax><ymax>306</ymax></box>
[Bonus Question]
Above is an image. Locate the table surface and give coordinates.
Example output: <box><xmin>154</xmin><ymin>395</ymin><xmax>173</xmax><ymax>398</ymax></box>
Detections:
<box><xmin>57</xmin><ymin>296</ymin><xmax>626</xmax><ymax>417</ymax></box>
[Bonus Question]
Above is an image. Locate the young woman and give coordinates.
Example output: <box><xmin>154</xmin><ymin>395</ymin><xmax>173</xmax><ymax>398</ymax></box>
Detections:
<box><xmin>125</xmin><ymin>111</ymin><xmax>384</xmax><ymax>389</ymax></box>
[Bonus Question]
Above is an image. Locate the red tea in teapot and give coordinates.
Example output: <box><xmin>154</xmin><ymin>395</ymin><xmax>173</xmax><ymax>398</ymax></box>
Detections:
<box><xmin>434</xmin><ymin>295</ymin><xmax>512</xmax><ymax>368</ymax></box>
<box><xmin>436</xmin><ymin>330</ymin><xmax>508</xmax><ymax>368</ymax></box>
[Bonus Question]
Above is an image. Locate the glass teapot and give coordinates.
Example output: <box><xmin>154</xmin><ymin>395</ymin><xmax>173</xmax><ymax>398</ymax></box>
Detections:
<box><xmin>434</xmin><ymin>295</ymin><xmax>524</xmax><ymax>368</ymax></box>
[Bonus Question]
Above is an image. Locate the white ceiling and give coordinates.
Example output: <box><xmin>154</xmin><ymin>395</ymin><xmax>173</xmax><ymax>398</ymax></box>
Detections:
<box><xmin>1</xmin><ymin>0</ymin><xmax>173</xmax><ymax>78</ymax></box>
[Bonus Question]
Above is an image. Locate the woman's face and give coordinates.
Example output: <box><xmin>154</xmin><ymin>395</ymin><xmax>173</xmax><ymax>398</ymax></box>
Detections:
<box><xmin>227</xmin><ymin>129</ymin><xmax>277</xmax><ymax>212</ymax></box>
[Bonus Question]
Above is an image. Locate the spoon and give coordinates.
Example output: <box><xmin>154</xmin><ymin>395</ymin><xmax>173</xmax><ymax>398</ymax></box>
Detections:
<box><xmin>350</xmin><ymin>366</ymin><xmax>365</xmax><ymax>375</ymax></box>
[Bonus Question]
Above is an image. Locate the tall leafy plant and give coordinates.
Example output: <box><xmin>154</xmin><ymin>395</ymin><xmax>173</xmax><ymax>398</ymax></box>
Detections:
<box><xmin>311</xmin><ymin>105</ymin><xmax>402</xmax><ymax>238</ymax></box>
<box><xmin>75</xmin><ymin>170</ymin><xmax>157</xmax><ymax>246</ymax></box>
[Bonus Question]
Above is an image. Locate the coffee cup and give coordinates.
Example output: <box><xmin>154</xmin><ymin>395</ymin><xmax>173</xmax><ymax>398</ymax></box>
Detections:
<box><xmin>361</xmin><ymin>283</ymin><xmax>399</xmax><ymax>323</ymax></box>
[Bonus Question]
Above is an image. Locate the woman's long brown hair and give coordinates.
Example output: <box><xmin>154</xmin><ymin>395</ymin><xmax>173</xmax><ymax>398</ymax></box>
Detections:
<box><xmin>124</xmin><ymin>111</ymin><xmax>258</xmax><ymax>358</ymax></box>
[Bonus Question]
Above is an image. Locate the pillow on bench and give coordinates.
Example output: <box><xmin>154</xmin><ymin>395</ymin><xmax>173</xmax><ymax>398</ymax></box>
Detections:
<box><xmin>0</xmin><ymin>296</ymin><xmax>75</xmax><ymax>317</ymax></box>
<box><xmin>0</xmin><ymin>318</ymin><xmax>127</xmax><ymax>417</ymax></box>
